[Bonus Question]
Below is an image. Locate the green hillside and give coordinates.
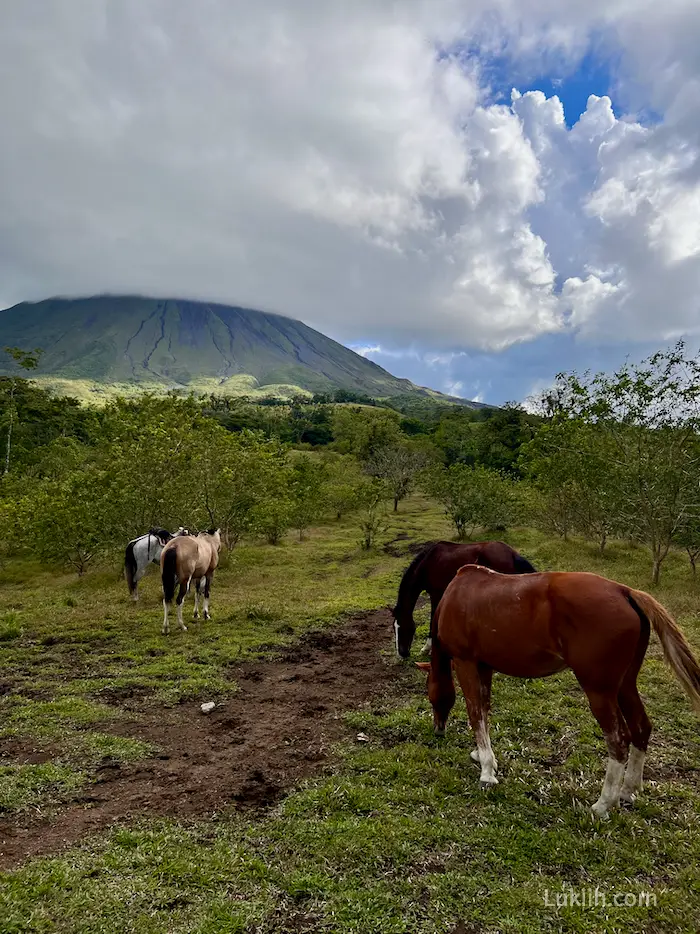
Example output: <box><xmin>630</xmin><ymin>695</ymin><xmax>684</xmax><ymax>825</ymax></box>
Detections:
<box><xmin>0</xmin><ymin>295</ymin><xmax>476</xmax><ymax>404</ymax></box>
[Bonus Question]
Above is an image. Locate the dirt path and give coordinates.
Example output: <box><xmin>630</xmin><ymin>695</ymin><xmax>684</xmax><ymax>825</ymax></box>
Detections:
<box><xmin>0</xmin><ymin>609</ymin><xmax>415</xmax><ymax>870</ymax></box>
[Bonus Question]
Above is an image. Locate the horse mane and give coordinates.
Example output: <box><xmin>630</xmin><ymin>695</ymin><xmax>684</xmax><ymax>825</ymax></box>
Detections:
<box><xmin>512</xmin><ymin>550</ymin><xmax>537</xmax><ymax>573</ymax></box>
<box><xmin>395</xmin><ymin>541</ymin><xmax>440</xmax><ymax>610</ymax></box>
<box><xmin>149</xmin><ymin>527</ymin><xmax>172</xmax><ymax>543</ymax></box>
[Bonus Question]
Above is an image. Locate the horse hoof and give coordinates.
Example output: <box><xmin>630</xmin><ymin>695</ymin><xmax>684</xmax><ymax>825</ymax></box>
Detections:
<box><xmin>433</xmin><ymin>726</ymin><xmax>445</xmax><ymax>738</ymax></box>
<box><xmin>204</xmin><ymin>613</ymin><xmax>211</xmax><ymax>621</ymax></box>
<box><xmin>193</xmin><ymin>612</ymin><xmax>199</xmax><ymax>620</ymax></box>
<box><xmin>480</xmin><ymin>778</ymin><xmax>499</xmax><ymax>791</ymax></box>
<box><xmin>619</xmin><ymin>794</ymin><xmax>636</xmax><ymax>808</ymax></box>
<box><xmin>590</xmin><ymin>803</ymin><xmax>611</xmax><ymax>820</ymax></box>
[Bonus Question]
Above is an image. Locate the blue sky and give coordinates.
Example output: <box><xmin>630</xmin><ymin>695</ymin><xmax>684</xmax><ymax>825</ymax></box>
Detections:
<box><xmin>349</xmin><ymin>333</ymin><xmax>662</xmax><ymax>407</ymax></box>
<box><xmin>1</xmin><ymin>2</ymin><xmax>699</xmax><ymax>406</ymax></box>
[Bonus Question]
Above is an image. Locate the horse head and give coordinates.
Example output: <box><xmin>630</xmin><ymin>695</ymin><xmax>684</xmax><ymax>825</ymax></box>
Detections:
<box><xmin>388</xmin><ymin>603</ymin><xmax>415</xmax><ymax>659</ymax></box>
<box><xmin>415</xmin><ymin>659</ymin><xmax>455</xmax><ymax>736</ymax></box>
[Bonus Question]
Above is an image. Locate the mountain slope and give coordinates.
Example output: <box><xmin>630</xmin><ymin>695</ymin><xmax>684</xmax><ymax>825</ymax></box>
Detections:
<box><xmin>0</xmin><ymin>295</ymin><xmax>473</xmax><ymax>402</ymax></box>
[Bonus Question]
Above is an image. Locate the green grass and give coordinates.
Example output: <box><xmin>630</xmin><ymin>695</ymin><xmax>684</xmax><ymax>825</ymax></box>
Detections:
<box><xmin>0</xmin><ymin>763</ymin><xmax>87</xmax><ymax>816</ymax></box>
<box><xmin>1</xmin><ymin>497</ymin><xmax>700</xmax><ymax>931</ymax></box>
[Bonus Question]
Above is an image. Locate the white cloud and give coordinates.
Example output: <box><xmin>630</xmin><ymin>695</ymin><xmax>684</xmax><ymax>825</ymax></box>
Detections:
<box><xmin>0</xmin><ymin>1</ymin><xmax>699</xmax><ymax>354</ymax></box>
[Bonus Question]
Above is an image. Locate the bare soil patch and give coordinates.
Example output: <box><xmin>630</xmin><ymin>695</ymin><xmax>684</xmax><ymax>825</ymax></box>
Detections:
<box><xmin>0</xmin><ymin>609</ymin><xmax>414</xmax><ymax>869</ymax></box>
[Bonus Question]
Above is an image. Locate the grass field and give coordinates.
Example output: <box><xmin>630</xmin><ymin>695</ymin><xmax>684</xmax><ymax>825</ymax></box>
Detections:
<box><xmin>1</xmin><ymin>496</ymin><xmax>699</xmax><ymax>933</ymax></box>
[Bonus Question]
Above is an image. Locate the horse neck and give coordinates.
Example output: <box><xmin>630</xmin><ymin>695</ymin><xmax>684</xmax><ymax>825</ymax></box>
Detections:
<box><xmin>396</xmin><ymin>561</ymin><xmax>425</xmax><ymax>620</ymax></box>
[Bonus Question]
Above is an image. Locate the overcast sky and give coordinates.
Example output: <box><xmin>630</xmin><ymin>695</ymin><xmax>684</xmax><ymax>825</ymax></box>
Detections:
<box><xmin>1</xmin><ymin>1</ymin><xmax>699</xmax><ymax>404</ymax></box>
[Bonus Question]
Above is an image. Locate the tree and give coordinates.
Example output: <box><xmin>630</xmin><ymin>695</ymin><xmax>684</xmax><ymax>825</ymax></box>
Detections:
<box><xmin>321</xmin><ymin>453</ymin><xmax>365</xmax><ymax>519</ymax></box>
<box><xmin>191</xmin><ymin>424</ymin><xmax>290</xmax><ymax>547</ymax></box>
<box><xmin>356</xmin><ymin>478</ymin><xmax>390</xmax><ymax>550</ymax></box>
<box><xmin>11</xmin><ymin>456</ymin><xmax>117</xmax><ymax>574</ymax></box>
<box><xmin>251</xmin><ymin>497</ymin><xmax>292</xmax><ymax>545</ymax></box>
<box><xmin>528</xmin><ymin>343</ymin><xmax>700</xmax><ymax>582</ymax></box>
<box><xmin>365</xmin><ymin>441</ymin><xmax>431</xmax><ymax>511</ymax></box>
<box><xmin>2</xmin><ymin>347</ymin><xmax>42</xmax><ymax>475</ymax></box>
<box><xmin>289</xmin><ymin>457</ymin><xmax>328</xmax><ymax>540</ymax></box>
<box><xmin>330</xmin><ymin>406</ymin><xmax>402</xmax><ymax>460</ymax></box>
<box><xmin>522</xmin><ymin>418</ymin><xmax>622</xmax><ymax>551</ymax></box>
<box><xmin>424</xmin><ymin>464</ymin><xmax>517</xmax><ymax>540</ymax></box>
<box><xmin>673</xmin><ymin>512</ymin><xmax>700</xmax><ymax>576</ymax></box>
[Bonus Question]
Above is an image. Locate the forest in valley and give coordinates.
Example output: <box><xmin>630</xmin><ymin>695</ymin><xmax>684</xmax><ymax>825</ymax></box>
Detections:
<box><xmin>2</xmin><ymin>342</ymin><xmax>700</xmax><ymax>584</ymax></box>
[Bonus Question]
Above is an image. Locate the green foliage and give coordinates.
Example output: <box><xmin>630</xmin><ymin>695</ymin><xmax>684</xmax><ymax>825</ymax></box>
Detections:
<box><xmin>250</xmin><ymin>497</ymin><xmax>293</xmax><ymax>545</ymax></box>
<box><xmin>423</xmin><ymin>463</ymin><xmax>519</xmax><ymax>539</ymax></box>
<box><xmin>355</xmin><ymin>478</ymin><xmax>391</xmax><ymax>550</ymax></box>
<box><xmin>289</xmin><ymin>457</ymin><xmax>328</xmax><ymax>540</ymax></box>
<box><xmin>526</xmin><ymin>341</ymin><xmax>700</xmax><ymax>581</ymax></box>
<box><xmin>330</xmin><ymin>406</ymin><xmax>403</xmax><ymax>460</ymax></box>
<box><xmin>364</xmin><ymin>441</ymin><xmax>433</xmax><ymax>511</ymax></box>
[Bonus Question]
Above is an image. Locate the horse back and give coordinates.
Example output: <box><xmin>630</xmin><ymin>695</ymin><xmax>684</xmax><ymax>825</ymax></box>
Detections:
<box><xmin>160</xmin><ymin>535</ymin><xmax>199</xmax><ymax>575</ymax></box>
<box><xmin>437</xmin><ymin>567</ymin><xmax>641</xmax><ymax>678</ymax></box>
<box><xmin>427</xmin><ymin>541</ymin><xmax>527</xmax><ymax>597</ymax></box>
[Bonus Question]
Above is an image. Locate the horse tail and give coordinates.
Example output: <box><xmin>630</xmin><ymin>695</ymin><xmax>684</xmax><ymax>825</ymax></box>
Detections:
<box><xmin>124</xmin><ymin>541</ymin><xmax>137</xmax><ymax>595</ymax></box>
<box><xmin>161</xmin><ymin>546</ymin><xmax>178</xmax><ymax>604</ymax></box>
<box><xmin>627</xmin><ymin>588</ymin><xmax>700</xmax><ymax>714</ymax></box>
<box><xmin>513</xmin><ymin>551</ymin><xmax>537</xmax><ymax>574</ymax></box>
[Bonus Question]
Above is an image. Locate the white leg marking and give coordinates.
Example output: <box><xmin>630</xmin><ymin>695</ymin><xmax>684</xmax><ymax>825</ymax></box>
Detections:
<box><xmin>394</xmin><ymin>620</ymin><xmax>400</xmax><ymax>656</ymax></box>
<box><xmin>421</xmin><ymin>637</ymin><xmax>432</xmax><ymax>656</ymax></box>
<box><xmin>620</xmin><ymin>746</ymin><xmax>646</xmax><ymax>804</ymax></box>
<box><xmin>476</xmin><ymin>718</ymin><xmax>498</xmax><ymax>786</ymax></box>
<box><xmin>470</xmin><ymin>748</ymin><xmax>481</xmax><ymax>764</ymax></box>
<box><xmin>177</xmin><ymin>601</ymin><xmax>188</xmax><ymax>632</ymax></box>
<box><xmin>591</xmin><ymin>757</ymin><xmax>626</xmax><ymax>818</ymax></box>
<box><xmin>162</xmin><ymin>600</ymin><xmax>169</xmax><ymax>635</ymax></box>
<box><xmin>203</xmin><ymin>583</ymin><xmax>211</xmax><ymax>620</ymax></box>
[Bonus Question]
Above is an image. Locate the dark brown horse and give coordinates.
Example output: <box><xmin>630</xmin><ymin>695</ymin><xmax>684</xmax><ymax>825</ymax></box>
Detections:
<box><xmin>416</xmin><ymin>565</ymin><xmax>700</xmax><ymax>818</ymax></box>
<box><xmin>391</xmin><ymin>541</ymin><xmax>536</xmax><ymax>658</ymax></box>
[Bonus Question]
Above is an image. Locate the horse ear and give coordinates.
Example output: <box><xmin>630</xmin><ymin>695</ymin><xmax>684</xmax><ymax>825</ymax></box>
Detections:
<box><xmin>415</xmin><ymin>662</ymin><xmax>431</xmax><ymax>671</ymax></box>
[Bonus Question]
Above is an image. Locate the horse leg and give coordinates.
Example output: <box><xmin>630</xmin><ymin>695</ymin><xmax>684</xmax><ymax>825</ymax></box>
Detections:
<box><xmin>193</xmin><ymin>579</ymin><xmax>201</xmax><ymax>619</ymax></box>
<box><xmin>132</xmin><ymin>569</ymin><xmax>144</xmax><ymax>602</ymax></box>
<box><xmin>469</xmin><ymin>666</ymin><xmax>494</xmax><ymax>770</ymax></box>
<box><xmin>162</xmin><ymin>597</ymin><xmax>170</xmax><ymax>635</ymax></box>
<box><xmin>421</xmin><ymin>596</ymin><xmax>437</xmax><ymax>656</ymax></box>
<box><xmin>618</xmin><ymin>617</ymin><xmax>652</xmax><ymax>806</ymax></box>
<box><xmin>618</xmin><ymin>678</ymin><xmax>652</xmax><ymax>805</ymax></box>
<box><xmin>426</xmin><ymin>638</ymin><xmax>456</xmax><ymax>736</ymax></box>
<box><xmin>583</xmin><ymin>689</ymin><xmax>630</xmax><ymax>819</ymax></box>
<box><xmin>203</xmin><ymin>574</ymin><xmax>212</xmax><ymax>620</ymax></box>
<box><xmin>453</xmin><ymin>660</ymin><xmax>498</xmax><ymax>787</ymax></box>
<box><xmin>175</xmin><ymin>577</ymin><xmax>191</xmax><ymax>632</ymax></box>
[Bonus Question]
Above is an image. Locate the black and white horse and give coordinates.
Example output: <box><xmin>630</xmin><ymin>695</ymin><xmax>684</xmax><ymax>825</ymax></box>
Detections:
<box><xmin>124</xmin><ymin>528</ymin><xmax>186</xmax><ymax>601</ymax></box>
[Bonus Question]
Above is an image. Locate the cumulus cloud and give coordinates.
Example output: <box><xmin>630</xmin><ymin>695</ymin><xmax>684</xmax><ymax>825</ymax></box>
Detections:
<box><xmin>0</xmin><ymin>0</ymin><xmax>699</xmax><ymax>360</ymax></box>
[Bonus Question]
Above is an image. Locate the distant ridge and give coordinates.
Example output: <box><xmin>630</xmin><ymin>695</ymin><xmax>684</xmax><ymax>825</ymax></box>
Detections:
<box><xmin>0</xmin><ymin>295</ymin><xmax>483</xmax><ymax>405</ymax></box>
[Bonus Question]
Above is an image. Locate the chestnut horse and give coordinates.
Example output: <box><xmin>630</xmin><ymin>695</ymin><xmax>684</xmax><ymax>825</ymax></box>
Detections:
<box><xmin>391</xmin><ymin>541</ymin><xmax>536</xmax><ymax>658</ymax></box>
<box><xmin>416</xmin><ymin>565</ymin><xmax>700</xmax><ymax>818</ymax></box>
<box><xmin>160</xmin><ymin>529</ymin><xmax>221</xmax><ymax>635</ymax></box>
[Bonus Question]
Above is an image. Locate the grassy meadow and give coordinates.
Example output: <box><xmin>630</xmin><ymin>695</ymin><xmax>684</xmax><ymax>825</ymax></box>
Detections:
<box><xmin>1</xmin><ymin>495</ymin><xmax>700</xmax><ymax>933</ymax></box>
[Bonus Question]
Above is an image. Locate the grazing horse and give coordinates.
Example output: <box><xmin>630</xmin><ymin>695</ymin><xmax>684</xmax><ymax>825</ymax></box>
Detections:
<box><xmin>124</xmin><ymin>528</ymin><xmax>187</xmax><ymax>601</ymax></box>
<box><xmin>390</xmin><ymin>541</ymin><xmax>537</xmax><ymax>658</ymax></box>
<box><xmin>416</xmin><ymin>565</ymin><xmax>700</xmax><ymax>819</ymax></box>
<box><xmin>160</xmin><ymin>529</ymin><xmax>221</xmax><ymax>634</ymax></box>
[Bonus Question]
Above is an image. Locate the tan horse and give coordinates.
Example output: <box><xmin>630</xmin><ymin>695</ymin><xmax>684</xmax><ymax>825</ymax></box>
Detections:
<box><xmin>160</xmin><ymin>529</ymin><xmax>221</xmax><ymax>635</ymax></box>
<box><xmin>417</xmin><ymin>564</ymin><xmax>700</xmax><ymax>819</ymax></box>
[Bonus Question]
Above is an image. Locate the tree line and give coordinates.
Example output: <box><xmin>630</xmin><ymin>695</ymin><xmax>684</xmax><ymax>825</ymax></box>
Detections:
<box><xmin>2</xmin><ymin>342</ymin><xmax>700</xmax><ymax>582</ymax></box>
